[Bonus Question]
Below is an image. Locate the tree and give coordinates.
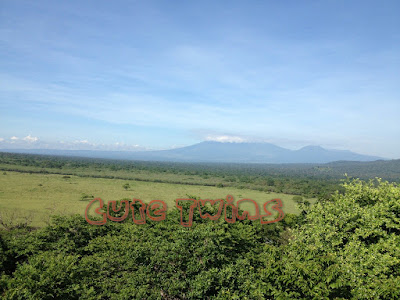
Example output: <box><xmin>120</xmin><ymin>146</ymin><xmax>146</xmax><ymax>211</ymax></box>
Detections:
<box><xmin>0</xmin><ymin>209</ymin><xmax>271</xmax><ymax>299</ymax></box>
<box><xmin>122</xmin><ymin>183</ymin><xmax>130</xmax><ymax>190</ymax></box>
<box><xmin>274</xmin><ymin>178</ymin><xmax>400</xmax><ymax>299</ymax></box>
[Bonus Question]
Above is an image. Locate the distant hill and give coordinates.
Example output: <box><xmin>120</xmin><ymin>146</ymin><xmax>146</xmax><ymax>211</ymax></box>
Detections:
<box><xmin>0</xmin><ymin>141</ymin><xmax>384</xmax><ymax>163</ymax></box>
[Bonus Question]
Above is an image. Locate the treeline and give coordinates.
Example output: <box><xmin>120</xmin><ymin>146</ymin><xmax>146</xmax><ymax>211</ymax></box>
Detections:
<box><xmin>1</xmin><ymin>178</ymin><xmax>399</xmax><ymax>299</ymax></box>
<box><xmin>1</xmin><ymin>152</ymin><xmax>399</xmax><ymax>198</ymax></box>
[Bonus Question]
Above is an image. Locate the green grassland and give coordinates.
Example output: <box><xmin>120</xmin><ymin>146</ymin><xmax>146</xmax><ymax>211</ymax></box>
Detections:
<box><xmin>0</xmin><ymin>152</ymin><xmax>346</xmax><ymax>198</ymax></box>
<box><xmin>0</xmin><ymin>171</ymin><xmax>309</xmax><ymax>227</ymax></box>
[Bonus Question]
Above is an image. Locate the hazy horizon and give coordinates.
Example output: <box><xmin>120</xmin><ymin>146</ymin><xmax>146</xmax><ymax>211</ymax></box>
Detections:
<box><xmin>1</xmin><ymin>1</ymin><xmax>399</xmax><ymax>158</ymax></box>
<box><xmin>0</xmin><ymin>140</ymin><xmax>389</xmax><ymax>161</ymax></box>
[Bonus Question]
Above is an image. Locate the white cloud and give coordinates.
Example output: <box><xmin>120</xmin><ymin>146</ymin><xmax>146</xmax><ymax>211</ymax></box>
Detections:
<box><xmin>73</xmin><ymin>139</ymin><xmax>90</xmax><ymax>144</ymax></box>
<box><xmin>22</xmin><ymin>135</ymin><xmax>39</xmax><ymax>142</ymax></box>
<box><xmin>205</xmin><ymin>134</ymin><xmax>246</xmax><ymax>143</ymax></box>
<box><xmin>0</xmin><ymin>135</ymin><xmax>148</xmax><ymax>151</ymax></box>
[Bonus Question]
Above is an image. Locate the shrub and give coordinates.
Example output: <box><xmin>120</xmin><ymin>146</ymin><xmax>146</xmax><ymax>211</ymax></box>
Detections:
<box><xmin>80</xmin><ymin>193</ymin><xmax>94</xmax><ymax>201</ymax></box>
<box><xmin>275</xmin><ymin>178</ymin><xmax>400</xmax><ymax>299</ymax></box>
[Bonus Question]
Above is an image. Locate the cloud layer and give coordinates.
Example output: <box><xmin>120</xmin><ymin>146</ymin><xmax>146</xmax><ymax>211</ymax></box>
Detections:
<box><xmin>0</xmin><ymin>135</ymin><xmax>147</xmax><ymax>151</ymax></box>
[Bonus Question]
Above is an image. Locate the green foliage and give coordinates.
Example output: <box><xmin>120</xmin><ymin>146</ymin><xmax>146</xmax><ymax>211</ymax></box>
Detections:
<box><xmin>185</xmin><ymin>194</ymin><xmax>200</xmax><ymax>200</ymax></box>
<box><xmin>0</xmin><ymin>211</ymin><xmax>276</xmax><ymax>299</ymax></box>
<box><xmin>79</xmin><ymin>193</ymin><xmax>94</xmax><ymax>201</ymax></box>
<box><xmin>0</xmin><ymin>235</ymin><xmax>10</xmax><ymax>275</ymax></box>
<box><xmin>275</xmin><ymin>178</ymin><xmax>400</xmax><ymax>299</ymax></box>
<box><xmin>292</xmin><ymin>195</ymin><xmax>311</xmax><ymax>214</ymax></box>
<box><xmin>292</xmin><ymin>195</ymin><xmax>303</xmax><ymax>202</ymax></box>
<box><xmin>122</xmin><ymin>183</ymin><xmax>130</xmax><ymax>190</ymax></box>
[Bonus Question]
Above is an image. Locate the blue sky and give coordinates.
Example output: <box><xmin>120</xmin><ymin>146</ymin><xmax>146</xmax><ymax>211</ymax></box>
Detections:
<box><xmin>0</xmin><ymin>0</ymin><xmax>399</xmax><ymax>158</ymax></box>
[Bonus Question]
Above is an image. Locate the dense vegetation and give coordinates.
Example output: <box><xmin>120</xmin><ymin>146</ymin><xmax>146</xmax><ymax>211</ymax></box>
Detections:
<box><xmin>1</xmin><ymin>177</ymin><xmax>399</xmax><ymax>299</ymax></box>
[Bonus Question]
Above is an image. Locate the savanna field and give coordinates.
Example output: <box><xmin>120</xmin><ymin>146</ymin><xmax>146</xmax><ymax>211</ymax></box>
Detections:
<box><xmin>0</xmin><ymin>171</ymin><xmax>303</xmax><ymax>228</ymax></box>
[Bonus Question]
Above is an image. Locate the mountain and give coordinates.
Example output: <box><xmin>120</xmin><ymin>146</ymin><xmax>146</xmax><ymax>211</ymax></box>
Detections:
<box><xmin>289</xmin><ymin>145</ymin><xmax>384</xmax><ymax>163</ymax></box>
<box><xmin>0</xmin><ymin>141</ymin><xmax>384</xmax><ymax>163</ymax></box>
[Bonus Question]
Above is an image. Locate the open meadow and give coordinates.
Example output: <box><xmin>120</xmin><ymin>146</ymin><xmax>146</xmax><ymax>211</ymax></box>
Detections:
<box><xmin>0</xmin><ymin>170</ymin><xmax>306</xmax><ymax>227</ymax></box>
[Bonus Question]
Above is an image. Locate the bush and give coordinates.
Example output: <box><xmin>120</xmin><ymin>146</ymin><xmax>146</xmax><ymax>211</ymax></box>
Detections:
<box><xmin>275</xmin><ymin>178</ymin><xmax>400</xmax><ymax>299</ymax></box>
<box><xmin>79</xmin><ymin>193</ymin><xmax>94</xmax><ymax>201</ymax></box>
<box><xmin>0</xmin><ymin>211</ymin><xmax>271</xmax><ymax>299</ymax></box>
<box><xmin>292</xmin><ymin>195</ymin><xmax>303</xmax><ymax>202</ymax></box>
<box><xmin>0</xmin><ymin>209</ymin><xmax>34</xmax><ymax>231</ymax></box>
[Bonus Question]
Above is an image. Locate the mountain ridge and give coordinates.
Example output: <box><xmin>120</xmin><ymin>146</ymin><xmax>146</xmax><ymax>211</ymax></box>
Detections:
<box><xmin>0</xmin><ymin>141</ymin><xmax>385</xmax><ymax>163</ymax></box>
